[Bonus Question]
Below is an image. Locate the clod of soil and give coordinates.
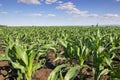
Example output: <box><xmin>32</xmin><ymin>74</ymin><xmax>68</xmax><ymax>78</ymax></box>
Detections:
<box><xmin>0</xmin><ymin>61</ymin><xmax>9</xmax><ymax>67</ymax></box>
<box><xmin>33</xmin><ymin>68</ymin><xmax>52</xmax><ymax>80</ymax></box>
<box><xmin>0</xmin><ymin>75</ymin><xmax>4</xmax><ymax>80</ymax></box>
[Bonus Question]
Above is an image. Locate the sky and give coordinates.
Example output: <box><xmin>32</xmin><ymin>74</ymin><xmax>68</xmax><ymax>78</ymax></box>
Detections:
<box><xmin>0</xmin><ymin>0</ymin><xmax>120</xmax><ymax>26</ymax></box>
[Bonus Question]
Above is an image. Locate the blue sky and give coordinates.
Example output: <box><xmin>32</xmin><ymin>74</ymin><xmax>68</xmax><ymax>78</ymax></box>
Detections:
<box><xmin>0</xmin><ymin>0</ymin><xmax>120</xmax><ymax>26</ymax></box>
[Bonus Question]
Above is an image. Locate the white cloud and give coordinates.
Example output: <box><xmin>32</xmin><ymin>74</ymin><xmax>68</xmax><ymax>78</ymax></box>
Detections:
<box><xmin>47</xmin><ymin>14</ymin><xmax>56</xmax><ymax>16</ymax></box>
<box><xmin>29</xmin><ymin>13</ymin><xmax>42</xmax><ymax>17</ymax></box>
<box><xmin>56</xmin><ymin>2</ymin><xmax>76</xmax><ymax>11</ymax></box>
<box><xmin>0</xmin><ymin>11</ymin><xmax>8</xmax><ymax>14</ymax></box>
<box><xmin>95</xmin><ymin>13</ymin><xmax>120</xmax><ymax>25</ymax></box>
<box><xmin>88</xmin><ymin>14</ymin><xmax>99</xmax><ymax>17</ymax></box>
<box><xmin>18</xmin><ymin>0</ymin><xmax>59</xmax><ymax>4</ymax></box>
<box><xmin>104</xmin><ymin>13</ymin><xmax>120</xmax><ymax>17</ymax></box>
<box><xmin>56</xmin><ymin>2</ymin><xmax>87</xmax><ymax>15</ymax></box>
<box><xmin>99</xmin><ymin>16</ymin><xmax>120</xmax><ymax>25</ymax></box>
<box><xmin>45</xmin><ymin>0</ymin><xmax>58</xmax><ymax>4</ymax></box>
<box><xmin>18</xmin><ymin>0</ymin><xmax>40</xmax><ymax>5</ymax></box>
<box><xmin>57</xmin><ymin>1</ymin><xmax>63</xmax><ymax>4</ymax></box>
<box><xmin>116</xmin><ymin>0</ymin><xmax>120</xmax><ymax>2</ymax></box>
<box><xmin>56</xmin><ymin>2</ymin><xmax>98</xmax><ymax>17</ymax></box>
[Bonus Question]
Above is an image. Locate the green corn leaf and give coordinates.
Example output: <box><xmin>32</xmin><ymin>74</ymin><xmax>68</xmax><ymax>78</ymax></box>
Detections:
<box><xmin>32</xmin><ymin>62</ymin><xmax>43</xmax><ymax>74</ymax></box>
<box><xmin>53</xmin><ymin>57</ymin><xmax>66</xmax><ymax>62</ymax></box>
<box><xmin>49</xmin><ymin>47</ymin><xmax>57</xmax><ymax>53</ymax></box>
<box><xmin>97</xmin><ymin>46</ymin><xmax>105</xmax><ymax>54</ymax></box>
<box><xmin>104</xmin><ymin>57</ymin><xmax>113</xmax><ymax>68</ymax></box>
<box><xmin>110</xmin><ymin>71</ymin><xmax>120</xmax><ymax>79</ymax></box>
<box><xmin>59</xmin><ymin>70</ymin><xmax>64</xmax><ymax>80</ymax></box>
<box><xmin>98</xmin><ymin>69</ymin><xmax>110</xmax><ymax>80</ymax></box>
<box><xmin>111</xmin><ymin>78</ymin><xmax>120</xmax><ymax>80</ymax></box>
<box><xmin>110</xmin><ymin>64</ymin><xmax>120</xmax><ymax>79</ymax></box>
<box><xmin>0</xmin><ymin>54</ymin><xmax>9</xmax><ymax>61</ymax></box>
<box><xmin>11</xmin><ymin>61</ymin><xmax>25</xmax><ymax>73</ymax></box>
<box><xmin>109</xmin><ymin>46</ymin><xmax>120</xmax><ymax>53</ymax></box>
<box><xmin>48</xmin><ymin>64</ymin><xmax>66</xmax><ymax>80</ymax></box>
<box><xmin>42</xmin><ymin>44</ymin><xmax>54</xmax><ymax>49</ymax></box>
<box><xmin>27</xmin><ymin>51</ymin><xmax>35</xmax><ymax>78</ymax></box>
<box><xmin>35</xmin><ymin>49</ymin><xmax>46</xmax><ymax>61</ymax></box>
<box><xmin>17</xmin><ymin>70</ymin><xmax>23</xmax><ymax>80</ymax></box>
<box><xmin>15</xmin><ymin>44</ymin><xmax>28</xmax><ymax>66</ymax></box>
<box><xmin>77</xmin><ymin>46</ymin><xmax>80</xmax><ymax>57</ymax></box>
<box><xmin>59</xmin><ymin>39</ymin><xmax>67</xmax><ymax>48</ymax></box>
<box><xmin>64</xmin><ymin>66</ymin><xmax>82</xmax><ymax>80</ymax></box>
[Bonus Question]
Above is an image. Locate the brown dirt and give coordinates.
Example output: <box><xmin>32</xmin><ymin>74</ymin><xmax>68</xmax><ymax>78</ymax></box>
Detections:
<box><xmin>32</xmin><ymin>51</ymin><xmax>55</xmax><ymax>80</ymax></box>
<box><xmin>33</xmin><ymin>68</ymin><xmax>52</xmax><ymax>80</ymax></box>
<box><xmin>0</xmin><ymin>61</ymin><xmax>9</xmax><ymax>80</ymax></box>
<box><xmin>0</xmin><ymin>48</ymin><xmax>4</xmax><ymax>54</ymax></box>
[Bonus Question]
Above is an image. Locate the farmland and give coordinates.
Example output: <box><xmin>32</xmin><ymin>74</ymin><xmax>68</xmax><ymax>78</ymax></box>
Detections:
<box><xmin>0</xmin><ymin>26</ymin><xmax>120</xmax><ymax>80</ymax></box>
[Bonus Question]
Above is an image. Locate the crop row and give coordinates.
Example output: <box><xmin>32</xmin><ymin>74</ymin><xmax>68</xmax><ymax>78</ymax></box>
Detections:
<box><xmin>0</xmin><ymin>26</ymin><xmax>120</xmax><ymax>80</ymax></box>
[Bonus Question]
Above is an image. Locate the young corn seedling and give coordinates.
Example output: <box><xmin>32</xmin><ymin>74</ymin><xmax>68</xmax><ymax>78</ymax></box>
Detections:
<box><xmin>110</xmin><ymin>64</ymin><xmax>120</xmax><ymax>79</ymax></box>
<box><xmin>48</xmin><ymin>64</ymin><xmax>84</xmax><ymax>80</ymax></box>
<box><xmin>76</xmin><ymin>36</ymin><xmax>90</xmax><ymax>66</ymax></box>
<box><xmin>88</xmin><ymin>30</ymin><xmax>111</xmax><ymax>80</ymax></box>
<box><xmin>58</xmin><ymin>37</ymin><xmax>74</xmax><ymax>63</ymax></box>
<box><xmin>0</xmin><ymin>37</ymin><xmax>46</xmax><ymax>80</ymax></box>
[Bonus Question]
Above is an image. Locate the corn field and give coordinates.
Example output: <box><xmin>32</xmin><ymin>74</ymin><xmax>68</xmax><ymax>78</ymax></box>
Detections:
<box><xmin>0</xmin><ymin>26</ymin><xmax>120</xmax><ymax>80</ymax></box>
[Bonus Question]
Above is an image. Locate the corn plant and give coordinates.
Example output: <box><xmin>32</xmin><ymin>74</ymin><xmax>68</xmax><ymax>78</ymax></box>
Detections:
<box><xmin>0</xmin><ymin>37</ymin><xmax>46</xmax><ymax>80</ymax></box>
<box><xmin>48</xmin><ymin>64</ymin><xmax>84</xmax><ymax>80</ymax></box>
<box><xmin>58</xmin><ymin>35</ymin><xmax>74</xmax><ymax>62</ymax></box>
<box><xmin>75</xmin><ymin>36</ymin><xmax>90</xmax><ymax>66</ymax></box>
<box><xmin>88</xmin><ymin>30</ymin><xmax>112</xmax><ymax>80</ymax></box>
<box><xmin>1</xmin><ymin>26</ymin><xmax>120</xmax><ymax>80</ymax></box>
<box><xmin>92</xmin><ymin>46</ymin><xmax>111</xmax><ymax>80</ymax></box>
<box><xmin>110</xmin><ymin>64</ymin><xmax>120</xmax><ymax>79</ymax></box>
